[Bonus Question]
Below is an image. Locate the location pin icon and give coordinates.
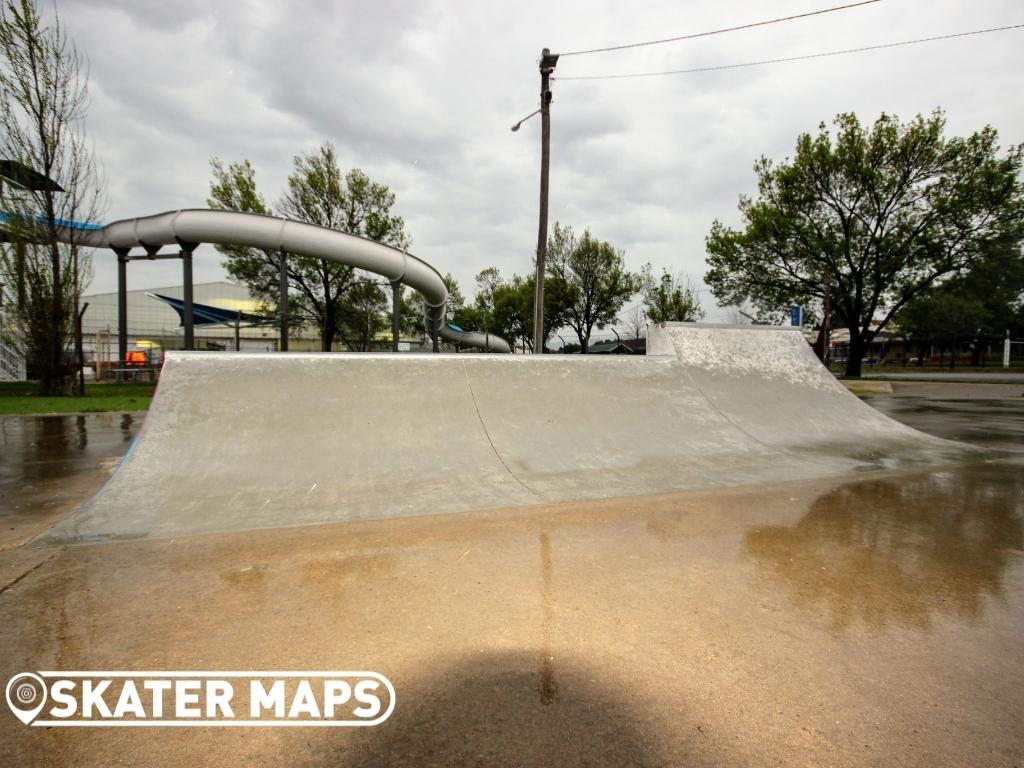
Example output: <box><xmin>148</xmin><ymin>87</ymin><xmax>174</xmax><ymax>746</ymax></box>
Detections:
<box><xmin>6</xmin><ymin>673</ymin><xmax>47</xmax><ymax>725</ymax></box>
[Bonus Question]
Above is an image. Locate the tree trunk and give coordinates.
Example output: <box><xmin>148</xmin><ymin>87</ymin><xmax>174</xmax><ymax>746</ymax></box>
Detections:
<box><xmin>970</xmin><ymin>339</ymin><xmax>983</xmax><ymax>367</ymax></box>
<box><xmin>321</xmin><ymin>311</ymin><xmax>336</xmax><ymax>351</ymax></box>
<box><xmin>812</xmin><ymin>324</ymin><xmax>827</xmax><ymax>362</ymax></box>
<box><xmin>844</xmin><ymin>326</ymin><xmax>866</xmax><ymax>378</ymax></box>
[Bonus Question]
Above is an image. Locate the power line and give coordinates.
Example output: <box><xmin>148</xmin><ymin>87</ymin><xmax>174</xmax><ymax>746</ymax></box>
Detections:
<box><xmin>554</xmin><ymin>24</ymin><xmax>1024</xmax><ymax>81</ymax></box>
<box><xmin>558</xmin><ymin>0</ymin><xmax>881</xmax><ymax>57</ymax></box>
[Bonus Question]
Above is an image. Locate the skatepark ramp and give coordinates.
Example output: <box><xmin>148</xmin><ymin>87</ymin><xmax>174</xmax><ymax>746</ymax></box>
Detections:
<box><xmin>39</xmin><ymin>323</ymin><xmax>983</xmax><ymax>544</ymax></box>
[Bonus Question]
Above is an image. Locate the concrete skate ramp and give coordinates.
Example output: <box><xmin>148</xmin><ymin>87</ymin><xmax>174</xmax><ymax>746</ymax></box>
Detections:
<box><xmin>39</xmin><ymin>324</ymin><xmax>983</xmax><ymax>544</ymax></box>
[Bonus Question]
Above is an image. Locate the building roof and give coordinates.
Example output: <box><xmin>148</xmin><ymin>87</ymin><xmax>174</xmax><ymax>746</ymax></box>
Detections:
<box><xmin>586</xmin><ymin>340</ymin><xmax>633</xmax><ymax>354</ymax></box>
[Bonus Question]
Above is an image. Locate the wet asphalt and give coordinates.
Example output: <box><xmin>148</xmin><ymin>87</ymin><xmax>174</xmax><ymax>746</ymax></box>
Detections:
<box><xmin>863</xmin><ymin>394</ymin><xmax>1024</xmax><ymax>452</ymax></box>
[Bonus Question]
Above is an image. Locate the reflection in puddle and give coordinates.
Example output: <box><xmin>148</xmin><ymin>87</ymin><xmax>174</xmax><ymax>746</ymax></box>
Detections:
<box><xmin>744</xmin><ymin>463</ymin><xmax>1024</xmax><ymax>632</ymax></box>
<box><xmin>538</xmin><ymin>531</ymin><xmax>559</xmax><ymax>705</ymax></box>
<box><xmin>0</xmin><ymin>413</ymin><xmax>142</xmax><ymax>485</ymax></box>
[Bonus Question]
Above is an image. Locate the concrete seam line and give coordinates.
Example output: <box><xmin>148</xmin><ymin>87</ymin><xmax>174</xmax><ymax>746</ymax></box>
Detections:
<box><xmin>0</xmin><ymin>549</ymin><xmax>62</xmax><ymax>598</ymax></box>
<box><xmin>679</xmin><ymin>360</ymin><xmax>845</xmax><ymax>470</ymax></box>
<box><xmin>461</xmin><ymin>361</ymin><xmax>542</xmax><ymax>498</ymax></box>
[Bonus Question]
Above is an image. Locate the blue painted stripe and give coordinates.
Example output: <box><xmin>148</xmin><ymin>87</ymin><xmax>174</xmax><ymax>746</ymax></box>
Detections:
<box><xmin>0</xmin><ymin>209</ymin><xmax>104</xmax><ymax>230</ymax></box>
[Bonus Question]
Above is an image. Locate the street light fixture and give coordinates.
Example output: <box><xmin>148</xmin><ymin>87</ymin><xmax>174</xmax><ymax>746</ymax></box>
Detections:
<box><xmin>510</xmin><ymin>109</ymin><xmax>541</xmax><ymax>132</ymax></box>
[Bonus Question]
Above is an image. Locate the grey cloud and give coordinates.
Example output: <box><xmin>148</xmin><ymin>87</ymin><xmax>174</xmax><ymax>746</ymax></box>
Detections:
<box><xmin>47</xmin><ymin>0</ymin><xmax>1023</xmax><ymax>308</ymax></box>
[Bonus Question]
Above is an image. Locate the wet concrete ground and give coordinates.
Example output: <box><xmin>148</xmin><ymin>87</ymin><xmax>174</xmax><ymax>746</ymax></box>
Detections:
<box><xmin>0</xmin><ymin>385</ymin><xmax>1022</xmax><ymax>766</ymax></box>
<box><xmin>863</xmin><ymin>381</ymin><xmax>1024</xmax><ymax>452</ymax></box>
<box><xmin>0</xmin><ymin>414</ymin><xmax>141</xmax><ymax>551</ymax></box>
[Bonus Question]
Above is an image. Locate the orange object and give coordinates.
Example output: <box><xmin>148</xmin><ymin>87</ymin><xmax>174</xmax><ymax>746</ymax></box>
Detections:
<box><xmin>125</xmin><ymin>351</ymin><xmax>148</xmax><ymax>368</ymax></box>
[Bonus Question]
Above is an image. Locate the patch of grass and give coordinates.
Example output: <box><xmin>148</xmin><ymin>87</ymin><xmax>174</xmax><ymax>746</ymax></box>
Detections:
<box><xmin>0</xmin><ymin>380</ymin><xmax>157</xmax><ymax>415</ymax></box>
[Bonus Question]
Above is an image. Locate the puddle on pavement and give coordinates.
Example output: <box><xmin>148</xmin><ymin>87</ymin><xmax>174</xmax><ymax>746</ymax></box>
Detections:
<box><xmin>2</xmin><ymin>457</ymin><xmax>1022</xmax><ymax>766</ymax></box>
<box><xmin>864</xmin><ymin>395</ymin><xmax>1024</xmax><ymax>451</ymax></box>
<box><xmin>0</xmin><ymin>413</ymin><xmax>143</xmax><ymax>546</ymax></box>
<box><xmin>744</xmin><ymin>461</ymin><xmax>1024</xmax><ymax>633</ymax></box>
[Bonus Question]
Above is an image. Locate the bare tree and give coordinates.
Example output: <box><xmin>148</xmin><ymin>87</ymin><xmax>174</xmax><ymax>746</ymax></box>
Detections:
<box><xmin>725</xmin><ymin>301</ymin><xmax>757</xmax><ymax>325</ymax></box>
<box><xmin>621</xmin><ymin>303</ymin><xmax>647</xmax><ymax>341</ymax></box>
<box><xmin>0</xmin><ymin>0</ymin><xmax>103</xmax><ymax>394</ymax></box>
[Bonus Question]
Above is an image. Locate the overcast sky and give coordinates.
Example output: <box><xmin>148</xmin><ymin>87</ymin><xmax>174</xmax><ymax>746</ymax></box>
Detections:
<box><xmin>56</xmin><ymin>0</ymin><xmax>1024</xmax><ymax>322</ymax></box>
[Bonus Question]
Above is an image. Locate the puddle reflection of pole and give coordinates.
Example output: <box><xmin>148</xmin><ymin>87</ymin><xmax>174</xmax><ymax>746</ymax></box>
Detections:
<box><xmin>539</xmin><ymin>531</ymin><xmax>559</xmax><ymax>705</ymax></box>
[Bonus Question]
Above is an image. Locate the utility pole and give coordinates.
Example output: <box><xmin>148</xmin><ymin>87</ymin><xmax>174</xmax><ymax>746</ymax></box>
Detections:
<box><xmin>532</xmin><ymin>48</ymin><xmax>559</xmax><ymax>355</ymax></box>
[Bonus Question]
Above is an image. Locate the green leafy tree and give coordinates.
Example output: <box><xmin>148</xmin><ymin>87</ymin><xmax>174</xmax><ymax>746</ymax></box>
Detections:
<box><xmin>546</xmin><ymin>222</ymin><xmax>639</xmax><ymax>353</ymax></box>
<box><xmin>441</xmin><ymin>272</ymin><xmax>474</xmax><ymax>333</ymax></box>
<box><xmin>640</xmin><ymin>265</ymin><xmax>705</xmax><ymax>323</ymax></box>
<box><xmin>491</xmin><ymin>275</ymin><xmax>533</xmax><ymax>351</ymax></box>
<box><xmin>398</xmin><ymin>285</ymin><xmax>425</xmax><ymax>338</ymax></box>
<box><xmin>442</xmin><ymin>273</ymin><xmax>465</xmax><ymax>316</ymax></box>
<box><xmin>450</xmin><ymin>266</ymin><xmax>502</xmax><ymax>339</ymax></box>
<box><xmin>959</xmin><ymin>239</ymin><xmax>1024</xmax><ymax>344</ymax></box>
<box><xmin>705</xmin><ymin>110</ymin><xmax>1024</xmax><ymax>377</ymax></box>
<box><xmin>208</xmin><ymin>143</ymin><xmax>410</xmax><ymax>351</ymax></box>
<box><xmin>454</xmin><ymin>267</ymin><xmax>568</xmax><ymax>352</ymax></box>
<box><xmin>207</xmin><ymin>158</ymin><xmax>287</xmax><ymax>318</ymax></box>
<box><xmin>337</xmin><ymin>279</ymin><xmax>388</xmax><ymax>351</ymax></box>
<box><xmin>897</xmin><ymin>289</ymin><xmax>988</xmax><ymax>368</ymax></box>
<box><xmin>0</xmin><ymin>0</ymin><xmax>103</xmax><ymax>394</ymax></box>
<box><xmin>896</xmin><ymin>238</ymin><xmax>1024</xmax><ymax>366</ymax></box>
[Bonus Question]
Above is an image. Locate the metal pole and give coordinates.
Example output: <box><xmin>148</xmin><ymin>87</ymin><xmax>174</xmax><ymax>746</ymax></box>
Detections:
<box><xmin>115</xmin><ymin>248</ymin><xmax>128</xmax><ymax>381</ymax></box>
<box><xmin>235</xmin><ymin>311</ymin><xmax>241</xmax><ymax>351</ymax></box>
<box><xmin>1005</xmin><ymin>330</ymin><xmax>1011</xmax><ymax>369</ymax></box>
<box><xmin>278</xmin><ymin>250</ymin><xmax>289</xmax><ymax>352</ymax></box>
<box><xmin>181</xmin><ymin>247</ymin><xmax>194</xmax><ymax>350</ymax></box>
<box><xmin>532</xmin><ymin>49</ymin><xmax>555</xmax><ymax>356</ymax></box>
<box><xmin>391</xmin><ymin>281</ymin><xmax>400</xmax><ymax>352</ymax></box>
<box><xmin>76</xmin><ymin>302</ymin><xmax>88</xmax><ymax>395</ymax></box>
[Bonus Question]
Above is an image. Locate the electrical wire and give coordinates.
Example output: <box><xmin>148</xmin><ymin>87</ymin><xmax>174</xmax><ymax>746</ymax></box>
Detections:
<box><xmin>554</xmin><ymin>24</ymin><xmax>1024</xmax><ymax>81</ymax></box>
<box><xmin>557</xmin><ymin>0</ymin><xmax>881</xmax><ymax>57</ymax></box>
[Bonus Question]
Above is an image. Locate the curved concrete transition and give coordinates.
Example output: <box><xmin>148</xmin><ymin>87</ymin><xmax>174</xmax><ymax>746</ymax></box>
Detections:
<box><xmin>38</xmin><ymin>323</ymin><xmax>986</xmax><ymax>544</ymax></box>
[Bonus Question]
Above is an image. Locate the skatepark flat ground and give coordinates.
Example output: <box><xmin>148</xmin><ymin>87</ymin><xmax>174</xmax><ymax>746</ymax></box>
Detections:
<box><xmin>1</xmin><ymin>337</ymin><xmax>1022</xmax><ymax>765</ymax></box>
<box><xmin>1</xmin><ymin>456</ymin><xmax>1021</xmax><ymax>767</ymax></box>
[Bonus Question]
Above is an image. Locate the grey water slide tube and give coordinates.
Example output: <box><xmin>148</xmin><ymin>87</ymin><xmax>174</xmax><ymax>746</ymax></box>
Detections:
<box><xmin>51</xmin><ymin>208</ymin><xmax>513</xmax><ymax>353</ymax></box>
